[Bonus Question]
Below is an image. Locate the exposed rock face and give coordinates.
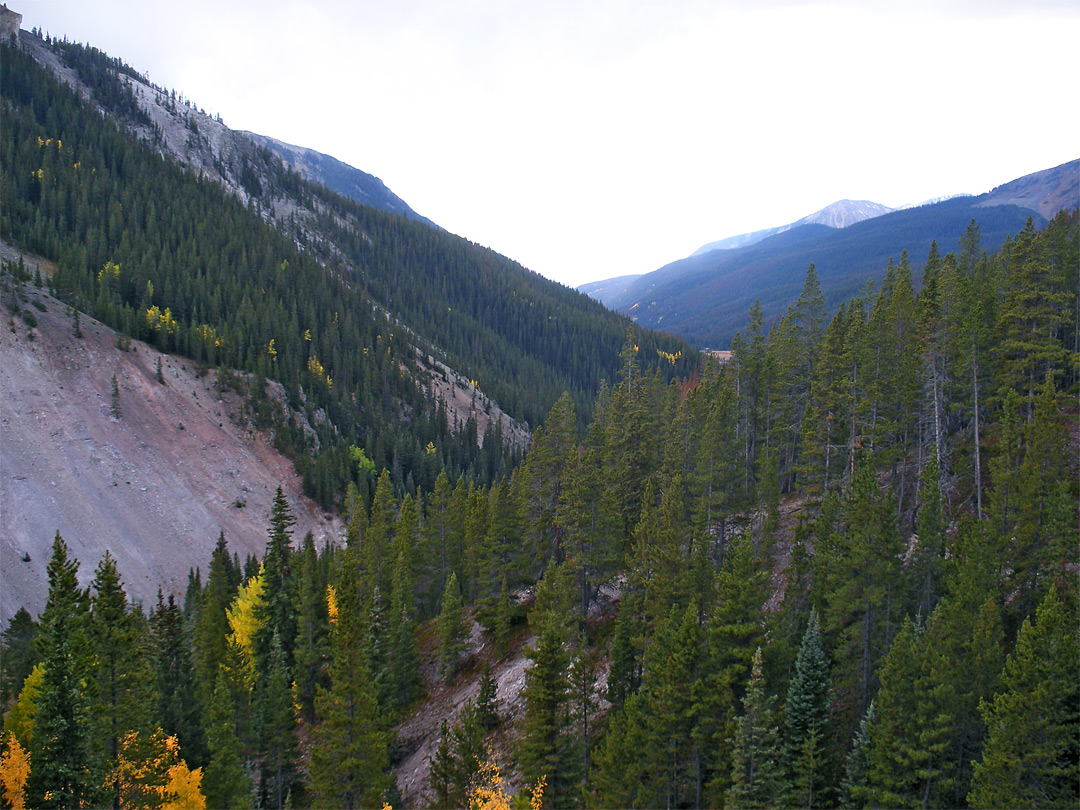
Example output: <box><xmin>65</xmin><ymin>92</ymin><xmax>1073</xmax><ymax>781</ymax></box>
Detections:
<box><xmin>0</xmin><ymin>247</ymin><xmax>340</xmax><ymax>622</ymax></box>
<box><xmin>0</xmin><ymin>4</ymin><xmax>21</xmax><ymax>45</ymax></box>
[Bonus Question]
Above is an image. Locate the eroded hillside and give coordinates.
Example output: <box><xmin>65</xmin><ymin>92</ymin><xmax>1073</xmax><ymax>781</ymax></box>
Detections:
<box><xmin>0</xmin><ymin>247</ymin><xmax>340</xmax><ymax>621</ymax></box>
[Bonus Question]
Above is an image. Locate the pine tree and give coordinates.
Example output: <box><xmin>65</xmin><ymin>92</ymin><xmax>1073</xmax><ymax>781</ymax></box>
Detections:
<box><xmin>518</xmin><ymin>619</ymin><xmax>580</xmax><ymax>808</ymax></box>
<box><xmin>437</xmin><ymin>573</ymin><xmax>467</xmax><ymax>680</ymax></box>
<box><xmin>727</xmin><ymin>647</ymin><xmax>781</xmax><ymax>809</ymax></box>
<box><xmin>310</xmin><ymin>547</ymin><xmax>391</xmax><ymax>809</ymax></box>
<box><xmin>969</xmin><ymin>587</ymin><xmax>1079</xmax><ymax>808</ymax></box>
<box><xmin>202</xmin><ymin>672</ymin><xmax>252</xmax><ymax>809</ymax></box>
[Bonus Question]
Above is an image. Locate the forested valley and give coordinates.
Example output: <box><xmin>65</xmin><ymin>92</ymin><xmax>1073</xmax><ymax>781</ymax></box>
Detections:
<box><xmin>2</xmin><ymin>201</ymin><xmax>1077</xmax><ymax>807</ymax></box>
<box><xmin>1</xmin><ymin>20</ymin><xmax>1079</xmax><ymax>810</ymax></box>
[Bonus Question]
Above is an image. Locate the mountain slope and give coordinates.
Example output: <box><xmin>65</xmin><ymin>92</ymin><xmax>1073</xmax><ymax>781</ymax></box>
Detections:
<box><xmin>587</xmin><ymin>162</ymin><xmax>1075</xmax><ymax>348</ymax></box>
<box><xmin>242</xmin><ymin>131</ymin><xmax>438</xmax><ymax>228</ymax></box>
<box><xmin>976</xmin><ymin>158</ymin><xmax>1080</xmax><ymax>220</ymax></box>
<box><xmin>1</xmin><ymin>30</ymin><xmax>695</xmax><ymax>511</ymax></box>
<box><xmin>0</xmin><ymin>247</ymin><xmax>339</xmax><ymax>620</ymax></box>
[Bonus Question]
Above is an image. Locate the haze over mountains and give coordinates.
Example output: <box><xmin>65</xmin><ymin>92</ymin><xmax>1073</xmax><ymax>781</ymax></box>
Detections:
<box><xmin>581</xmin><ymin>159</ymin><xmax>1078</xmax><ymax>348</ymax></box>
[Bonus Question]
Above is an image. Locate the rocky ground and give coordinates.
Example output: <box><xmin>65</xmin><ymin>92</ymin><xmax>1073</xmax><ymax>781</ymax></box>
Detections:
<box><xmin>0</xmin><ymin>245</ymin><xmax>340</xmax><ymax>621</ymax></box>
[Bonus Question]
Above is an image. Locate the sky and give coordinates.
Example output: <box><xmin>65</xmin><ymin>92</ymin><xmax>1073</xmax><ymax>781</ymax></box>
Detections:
<box><xmin>20</xmin><ymin>1</ymin><xmax>1080</xmax><ymax>288</ymax></box>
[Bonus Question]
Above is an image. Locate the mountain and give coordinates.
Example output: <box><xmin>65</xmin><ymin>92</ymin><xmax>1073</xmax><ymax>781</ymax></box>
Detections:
<box><xmin>976</xmin><ymin>158</ymin><xmax>1080</xmax><ymax>220</ymax></box>
<box><xmin>0</xmin><ymin>27</ymin><xmax>696</xmax><ymax>605</ymax></box>
<box><xmin>242</xmin><ymin>131</ymin><xmax>438</xmax><ymax>228</ymax></box>
<box><xmin>0</xmin><ymin>252</ymin><xmax>341</xmax><ymax>619</ymax></box>
<box><xmin>690</xmin><ymin>199</ymin><xmax>895</xmax><ymax>257</ymax></box>
<box><xmin>582</xmin><ymin>162</ymin><xmax>1076</xmax><ymax>348</ymax></box>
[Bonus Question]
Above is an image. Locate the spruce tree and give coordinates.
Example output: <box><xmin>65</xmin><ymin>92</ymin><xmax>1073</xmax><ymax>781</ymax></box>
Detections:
<box><xmin>254</xmin><ymin>486</ymin><xmax>298</xmax><ymax>676</ymax></box>
<box><xmin>89</xmin><ymin>551</ymin><xmax>156</xmax><ymax>806</ymax></box>
<box><xmin>255</xmin><ymin>637</ymin><xmax>299</xmax><ymax>810</ymax></box>
<box><xmin>27</xmin><ymin>533</ymin><xmax>97</xmax><ymax>808</ymax></box>
<box><xmin>782</xmin><ymin>608</ymin><xmax>832</xmax><ymax>808</ymax></box>
<box><xmin>149</xmin><ymin>592</ymin><xmax>206</xmax><ymax>767</ymax></box>
<box><xmin>969</xmin><ymin>587</ymin><xmax>1079</xmax><ymax>808</ymax></box>
<box><xmin>518</xmin><ymin>619</ymin><xmax>580</xmax><ymax>808</ymax></box>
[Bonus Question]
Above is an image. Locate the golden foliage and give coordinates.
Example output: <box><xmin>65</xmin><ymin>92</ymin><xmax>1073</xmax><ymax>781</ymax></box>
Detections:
<box><xmin>112</xmin><ymin>728</ymin><xmax>205</xmax><ymax>809</ymax></box>
<box><xmin>267</xmin><ymin>338</ymin><xmax>277</xmax><ymax>359</ymax></box>
<box><xmin>4</xmin><ymin>663</ymin><xmax>44</xmax><ymax>747</ymax></box>
<box><xmin>0</xmin><ymin>732</ymin><xmax>30</xmax><ymax>810</ymax></box>
<box><xmin>145</xmin><ymin>305</ymin><xmax>178</xmax><ymax>335</ymax></box>
<box><xmin>163</xmin><ymin>761</ymin><xmax>205</xmax><ymax>810</ymax></box>
<box><xmin>326</xmin><ymin>584</ymin><xmax>338</xmax><ymax>624</ymax></box>
<box><xmin>466</xmin><ymin>753</ymin><xmax>545</xmax><ymax>810</ymax></box>
<box><xmin>226</xmin><ymin>570</ymin><xmax>264</xmax><ymax>688</ymax></box>
<box><xmin>97</xmin><ymin>260</ymin><xmax>122</xmax><ymax>284</ymax></box>
<box><xmin>657</xmin><ymin>349</ymin><xmax>682</xmax><ymax>365</ymax></box>
<box><xmin>196</xmin><ymin>324</ymin><xmax>222</xmax><ymax>349</ymax></box>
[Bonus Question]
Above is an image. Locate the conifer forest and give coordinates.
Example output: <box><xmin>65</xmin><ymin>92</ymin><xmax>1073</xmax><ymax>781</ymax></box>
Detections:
<box><xmin>1</xmin><ymin>26</ymin><xmax>1079</xmax><ymax>810</ymax></box>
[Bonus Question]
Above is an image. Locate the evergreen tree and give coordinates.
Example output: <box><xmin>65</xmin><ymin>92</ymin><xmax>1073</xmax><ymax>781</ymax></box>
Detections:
<box><xmin>193</xmin><ymin>532</ymin><xmax>236</xmax><ymax>695</ymax></box>
<box><xmin>969</xmin><ymin>587</ymin><xmax>1079</xmax><ymax>808</ymax></box>
<box><xmin>518</xmin><ymin>619</ymin><xmax>580</xmax><ymax>808</ymax></box>
<box><xmin>429</xmin><ymin>702</ymin><xmax>486</xmax><ymax>810</ymax></box>
<box><xmin>727</xmin><ymin>647</ymin><xmax>781</xmax><ymax>809</ymax></box>
<box><xmin>89</xmin><ymin>551</ymin><xmax>156</xmax><ymax>806</ymax></box>
<box><xmin>782</xmin><ymin>608</ymin><xmax>832</xmax><ymax>808</ymax></box>
<box><xmin>437</xmin><ymin>573</ymin><xmax>467</xmax><ymax>680</ymax></box>
<box><xmin>293</xmin><ymin>532</ymin><xmax>329</xmax><ymax>723</ymax></box>
<box><xmin>149</xmin><ymin>592</ymin><xmax>206</xmax><ymax>767</ymax></box>
<box><xmin>110</xmin><ymin>373</ymin><xmax>122</xmax><ymax>418</ymax></box>
<box><xmin>310</xmin><ymin>547</ymin><xmax>392</xmax><ymax>809</ymax></box>
<box><xmin>202</xmin><ymin>672</ymin><xmax>252</xmax><ymax>810</ymax></box>
<box><xmin>254</xmin><ymin>486</ymin><xmax>298</xmax><ymax>676</ymax></box>
<box><xmin>841</xmin><ymin>702</ymin><xmax>875</xmax><ymax>808</ymax></box>
<box><xmin>26</xmin><ymin>533</ymin><xmax>97</xmax><ymax>809</ymax></box>
<box><xmin>255</xmin><ymin>637</ymin><xmax>299</xmax><ymax>810</ymax></box>
<box><xmin>0</xmin><ymin>608</ymin><xmax>39</xmax><ymax>713</ymax></box>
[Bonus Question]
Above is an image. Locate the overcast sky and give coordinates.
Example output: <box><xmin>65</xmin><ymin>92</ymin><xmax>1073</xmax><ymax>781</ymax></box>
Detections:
<box><xmin>22</xmin><ymin>1</ymin><xmax>1080</xmax><ymax>288</ymax></box>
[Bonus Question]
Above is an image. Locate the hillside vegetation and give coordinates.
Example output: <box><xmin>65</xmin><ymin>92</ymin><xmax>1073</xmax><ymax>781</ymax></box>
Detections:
<box><xmin>0</xmin><ymin>34</ymin><xmax>695</xmax><ymax>511</ymax></box>
<box><xmin>2</xmin><ymin>205</ymin><xmax>1076</xmax><ymax>807</ymax></box>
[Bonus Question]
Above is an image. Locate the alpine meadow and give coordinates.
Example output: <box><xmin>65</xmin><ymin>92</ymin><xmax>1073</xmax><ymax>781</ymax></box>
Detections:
<box><xmin>1</xmin><ymin>10</ymin><xmax>1078</xmax><ymax>810</ymax></box>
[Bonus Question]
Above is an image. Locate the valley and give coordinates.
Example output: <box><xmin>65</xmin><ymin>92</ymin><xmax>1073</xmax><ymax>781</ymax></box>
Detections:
<box><xmin>0</xmin><ymin>11</ymin><xmax>1077</xmax><ymax>810</ymax></box>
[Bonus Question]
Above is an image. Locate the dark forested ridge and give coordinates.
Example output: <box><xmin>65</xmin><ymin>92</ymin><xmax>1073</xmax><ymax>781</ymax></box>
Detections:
<box><xmin>595</xmin><ymin>190</ymin><xmax>1070</xmax><ymax>348</ymax></box>
<box><xmin>0</xmin><ymin>33</ymin><xmax>694</xmax><ymax>508</ymax></box>
<box><xmin>3</xmin><ymin>196</ymin><xmax>1076</xmax><ymax>807</ymax></box>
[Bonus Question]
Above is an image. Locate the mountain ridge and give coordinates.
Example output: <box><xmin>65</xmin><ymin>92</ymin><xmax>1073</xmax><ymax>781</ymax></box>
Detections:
<box><xmin>690</xmin><ymin>198</ymin><xmax>895</xmax><ymax>257</ymax></box>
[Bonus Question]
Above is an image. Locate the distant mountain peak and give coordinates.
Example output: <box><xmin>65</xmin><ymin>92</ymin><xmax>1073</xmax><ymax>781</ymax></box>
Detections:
<box><xmin>690</xmin><ymin>199</ymin><xmax>893</xmax><ymax>257</ymax></box>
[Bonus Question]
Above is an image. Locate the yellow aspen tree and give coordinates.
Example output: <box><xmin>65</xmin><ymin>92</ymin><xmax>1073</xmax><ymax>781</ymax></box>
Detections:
<box><xmin>225</xmin><ymin>570</ymin><xmax>264</xmax><ymax>689</ymax></box>
<box><xmin>0</xmin><ymin>732</ymin><xmax>31</xmax><ymax>810</ymax></box>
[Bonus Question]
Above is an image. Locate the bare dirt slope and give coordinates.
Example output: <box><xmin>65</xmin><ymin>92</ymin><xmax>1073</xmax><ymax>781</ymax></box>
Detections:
<box><xmin>0</xmin><ymin>254</ymin><xmax>340</xmax><ymax>622</ymax></box>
